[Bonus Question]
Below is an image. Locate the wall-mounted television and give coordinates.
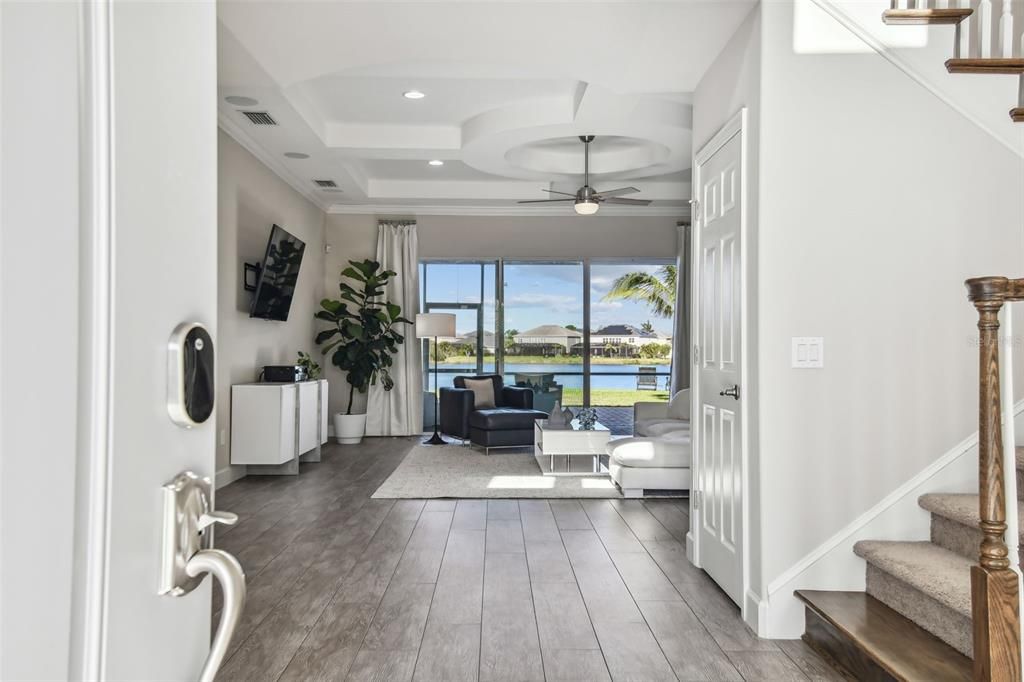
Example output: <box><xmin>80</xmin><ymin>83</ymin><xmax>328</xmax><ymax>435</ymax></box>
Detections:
<box><xmin>249</xmin><ymin>224</ymin><xmax>305</xmax><ymax>321</ymax></box>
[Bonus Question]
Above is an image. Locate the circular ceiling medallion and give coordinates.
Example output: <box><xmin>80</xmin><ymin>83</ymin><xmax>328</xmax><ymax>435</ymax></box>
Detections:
<box><xmin>284</xmin><ymin>152</ymin><xmax>310</xmax><ymax>159</ymax></box>
<box><xmin>225</xmin><ymin>95</ymin><xmax>259</xmax><ymax>106</ymax></box>
<box><xmin>505</xmin><ymin>135</ymin><xmax>669</xmax><ymax>176</ymax></box>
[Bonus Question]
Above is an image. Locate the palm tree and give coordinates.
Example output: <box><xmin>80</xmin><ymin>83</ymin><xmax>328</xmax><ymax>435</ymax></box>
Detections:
<box><xmin>640</xmin><ymin>320</ymin><xmax>655</xmax><ymax>334</ymax></box>
<box><xmin>602</xmin><ymin>265</ymin><xmax>677</xmax><ymax>318</ymax></box>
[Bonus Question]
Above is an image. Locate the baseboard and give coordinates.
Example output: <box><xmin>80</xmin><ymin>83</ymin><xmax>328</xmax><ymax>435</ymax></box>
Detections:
<box><xmin>215</xmin><ymin>464</ymin><xmax>247</xmax><ymax>489</ymax></box>
<box><xmin>761</xmin><ymin>398</ymin><xmax>1024</xmax><ymax>638</ymax></box>
<box><xmin>744</xmin><ymin>589</ymin><xmax>768</xmax><ymax>636</ymax></box>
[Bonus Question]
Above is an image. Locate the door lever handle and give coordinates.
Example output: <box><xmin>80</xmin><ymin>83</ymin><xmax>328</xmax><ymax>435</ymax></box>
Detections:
<box><xmin>719</xmin><ymin>385</ymin><xmax>740</xmax><ymax>400</ymax></box>
<box><xmin>186</xmin><ymin>549</ymin><xmax>246</xmax><ymax>682</ymax></box>
<box><xmin>160</xmin><ymin>472</ymin><xmax>247</xmax><ymax>682</ymax></box>
<box><xmin>198</xmin><ymin>510</ymin><xmax>238</xmax><ymax>532</ymax></box>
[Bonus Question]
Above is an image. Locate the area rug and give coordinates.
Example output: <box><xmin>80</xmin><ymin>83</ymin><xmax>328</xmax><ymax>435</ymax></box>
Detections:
<box><xmin>371</xmin><ymin>444</ymin><xmax>622</xmax><ymax>499</ymax></box>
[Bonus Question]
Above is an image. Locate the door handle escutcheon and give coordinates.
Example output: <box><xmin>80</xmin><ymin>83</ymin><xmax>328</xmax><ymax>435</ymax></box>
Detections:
<box><xmin>186</xmin><ymin>549</ymin><xmax>246</xmax><ymax>682</ymax></box>
<box><xmin>160</xmin><ymin>471</ymin><xmax>247</xmax><ymax>682</ymax></box>
<box><xmin>719</xmin><ymin>385</ymin><xmax>740</xmax><ymax>400</ymax></box>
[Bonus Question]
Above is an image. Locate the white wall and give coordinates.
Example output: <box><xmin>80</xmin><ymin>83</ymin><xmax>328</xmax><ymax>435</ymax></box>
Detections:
<box><xmin>0</xmin><ymin>4</ymin><xmax>80</xmax><ymax>678</ymax></box>
<box><xmin>322</xmin><ymin>213</ymin><xmax>682</xmax><ymax>417</ymax></box>
<box><xmin>217</xmin><ymin>130</ymin><xmax>325</xmax><ymax>482</ymax></box>
<box><xmin>756</xmin><ymin>0</ymin><xmax>1024</xmax><ymax>634</ymax></box>
<box><xmin>693</xmin><ymin>3</ymin><xmax>765</xmax><ymax>611</ymax></box>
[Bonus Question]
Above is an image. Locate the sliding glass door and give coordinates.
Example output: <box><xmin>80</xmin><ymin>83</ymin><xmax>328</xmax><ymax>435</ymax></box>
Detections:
<box><xmin>419</xmin><ymin>261</ymin><xmax>498</xmax><ymax>396</ymax></box>
<box><xmin>502</xmin><ymin>261</ymin><xmax>584</xmax><ymax>410</ymax></box>
<box><xmin>589</xmin><ymin>261</ymin><xmax>675</xmax><ymax>408</ymax></box>
<box><xmin>420</xmin><ymin>258</ymin><xmax>676</xmax><ymax>429</ymax></box>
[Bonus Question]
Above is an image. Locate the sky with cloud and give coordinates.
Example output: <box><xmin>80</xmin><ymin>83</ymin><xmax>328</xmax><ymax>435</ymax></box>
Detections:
<box><xmin>421</xmin><ymin>261</ymin><xmax>673</xmax><ymax>336</ymax></box>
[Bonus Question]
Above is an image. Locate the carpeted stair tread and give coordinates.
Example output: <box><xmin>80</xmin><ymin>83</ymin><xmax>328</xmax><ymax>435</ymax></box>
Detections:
<box><xmin>920</xmin><ymin>492</ymin><xmax>1024</xmax><ymax>535</ymax></box>
<box><xmin>853</xmin><ymin>540</ymin><xmax>972</xmax><ymax>617</ymax></box>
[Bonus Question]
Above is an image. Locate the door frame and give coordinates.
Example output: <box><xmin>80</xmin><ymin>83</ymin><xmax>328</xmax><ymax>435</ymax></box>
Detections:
<box><xmin>687</xmin><ymin>108</ymin><xmax>753</xmax><ymax>621</ymax></box>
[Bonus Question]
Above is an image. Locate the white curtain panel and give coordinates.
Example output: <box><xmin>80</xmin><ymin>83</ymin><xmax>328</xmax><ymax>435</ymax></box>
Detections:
<box><xmin>366</xmin><ymin>222</ymin><xmax>423</xmax><ymax>436</ymax></box>
<box><xmin>670</xmin><ymin>221</ymin><xmax>691</xmax><ymax>393</ymax></box>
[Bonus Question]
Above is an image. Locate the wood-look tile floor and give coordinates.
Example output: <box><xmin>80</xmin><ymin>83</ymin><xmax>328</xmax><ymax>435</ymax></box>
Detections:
<box><xmin>213</xmin><ymin>438</ymin><xmax>840</xmax><ymax>682</ymax></box>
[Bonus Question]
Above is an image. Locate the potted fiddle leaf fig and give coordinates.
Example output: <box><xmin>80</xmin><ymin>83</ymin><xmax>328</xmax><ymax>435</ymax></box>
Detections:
<box><xmin>315</xmin><ymin>259</ymin><xmax>411</xmax><ymax>444</ymax></box>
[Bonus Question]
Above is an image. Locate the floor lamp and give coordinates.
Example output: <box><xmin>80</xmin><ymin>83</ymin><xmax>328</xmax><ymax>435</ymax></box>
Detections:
<box><xmin>416</xmin><ymin>312</ymin><xmax>456</xmax><ymax>445</ymax></box>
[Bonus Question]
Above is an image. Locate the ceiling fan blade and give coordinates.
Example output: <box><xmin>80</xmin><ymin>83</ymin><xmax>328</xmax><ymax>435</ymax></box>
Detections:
<box><xmin>517</xmin><ymin>198</ymin><xmax>574</xmax><ymax>204</ymax></box>
<box><xmin>594</xmin><ymin>187</ymin><xmax>640</xmax><ymax>198</ymax></box>
<box><xmin>603</xmin><ymin>197</ymin><xmax>652</xmax><ymax>206</ymax></box>
<box><xmin>542</xmin><ymin>189</ymin><xmax>577</xmax><ymax>197</ymax></box>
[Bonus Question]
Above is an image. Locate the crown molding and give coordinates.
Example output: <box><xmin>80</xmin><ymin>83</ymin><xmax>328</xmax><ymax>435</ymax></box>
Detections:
<box><xmin>325</xmin><ymin>203</ymin><xmax>690</xmax><ymax>217</ymax></box>
<box><xmin>217</xmin><ymin>111</ymin><xmax>331</xmax><ymax>212</ymax></box>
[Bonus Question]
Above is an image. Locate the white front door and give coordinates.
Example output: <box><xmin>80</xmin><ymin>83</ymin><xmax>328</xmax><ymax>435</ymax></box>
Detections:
<box><xmin>693</xmin><ymin>114</ymin><xmax>745</xmax><ymax>607</ymax></box>
<box><xmin>2</xmin><ymin>3</ymin><xmax>234</xmax><ymax>680</ymax></box>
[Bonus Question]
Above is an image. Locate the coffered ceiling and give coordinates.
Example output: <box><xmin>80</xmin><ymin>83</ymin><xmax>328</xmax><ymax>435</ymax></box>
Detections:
<box><xmin>217</xmin><ymin>1</ymin><xmax>757</xmax><ymax>215</ymax></box>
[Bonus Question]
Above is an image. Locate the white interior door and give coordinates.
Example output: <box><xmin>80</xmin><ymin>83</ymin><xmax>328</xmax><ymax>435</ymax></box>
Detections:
<box><xmin>694</xmin><ymin>118</ymin><xmax>745</xmax><ymax>607</ymax></box>
<box><xmin>1</xmin><ymin>3</ymin><xmax>231</xmax><ymax>680</ymax></box>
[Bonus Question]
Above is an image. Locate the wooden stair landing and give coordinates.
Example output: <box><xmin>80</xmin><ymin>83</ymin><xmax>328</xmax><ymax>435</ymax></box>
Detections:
<box><xmin>882</xmin><ymin>8</ymin><xmax>973</xmax><ymax>25</ymax></box>
<box><xmin>946</xmin><ymin>58</ymin><xmax>1024</xmax><ymax>74</ymax></box>
<box><xmin>796</xmin><ymin>590</ymin><xmax>972</xmax><ymax>682</ymax></box>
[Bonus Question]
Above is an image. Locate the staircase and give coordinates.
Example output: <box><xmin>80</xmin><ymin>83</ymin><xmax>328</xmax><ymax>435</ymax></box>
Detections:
<box><xmin>881</xmin><ymin>0</ymin><xmax>1024</xmax><ymax>122</ymax></box>
<box><xmin>796</xmin><ymin>279</ymin><xmax>1024</xmax><ymax>681</ymax></box>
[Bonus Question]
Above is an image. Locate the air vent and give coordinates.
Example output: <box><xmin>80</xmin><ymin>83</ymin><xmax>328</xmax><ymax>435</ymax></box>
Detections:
<box><xmin>314</xmin><ymin>179</ymin><xmax>338</xmax><ymax>188</ymax></box>
<box><xmin>241</xmin><ymin>111</ymin><xmax>277</xmax><ymax>126</ymax></box>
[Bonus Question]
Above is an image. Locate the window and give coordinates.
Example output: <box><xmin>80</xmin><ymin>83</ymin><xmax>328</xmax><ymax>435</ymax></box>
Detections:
<box><xmin>420</xmin><ymin>258</ymin><xmax>676</xmax><ymax>428</ymax></box>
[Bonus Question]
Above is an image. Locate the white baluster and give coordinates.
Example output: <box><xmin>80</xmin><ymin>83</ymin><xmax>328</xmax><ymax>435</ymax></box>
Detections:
<box><xmin>915</xmin><ymin>0</ymin><xmax>929</xmax><ymax>8</ymax></box>
<box><xmin>893</xmin><ymin>0</ymin><xmax>907</xmax><ymax>9</ymax></box>
<box><xmin>936</xmin><ymin>0</ymin><xmax>949</xmax><ymax>9</ymax></box>
<box><xmin>999</xmin><ymin>0</ymin><xmax>1013</xmax><ymax>57</ymax></box>
<box><xmin>978</xmin><ymin>0</ymin><xmax>993</xmax><ymax>57</ymax></box>
<box><xmin>957</xmin><ymin>0</ymin><xmax>972</xmax><ymax>58</ymax></box>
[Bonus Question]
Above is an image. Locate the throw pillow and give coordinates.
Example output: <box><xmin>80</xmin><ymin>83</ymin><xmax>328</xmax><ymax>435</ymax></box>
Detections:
<box><xmin>667</xmin><ymin>389</ymin><xmax>690</xmax><ymax>420</ymax></box>
<box><xmin>463</xmin><ymin>378</ymin><xmax>496</xmax><ymax>409</ymax></box>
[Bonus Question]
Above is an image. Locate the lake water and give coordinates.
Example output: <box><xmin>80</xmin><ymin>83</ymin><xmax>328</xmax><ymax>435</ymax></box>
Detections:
<box><xmin>430</xmin><ymin>363</ymin><xmax>670</xmax><ymax>391</ymax></box>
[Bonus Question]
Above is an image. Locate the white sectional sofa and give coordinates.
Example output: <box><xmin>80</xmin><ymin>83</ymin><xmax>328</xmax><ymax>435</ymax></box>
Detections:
<box><xmin>607</xmin><ymin>389</ymin><xmax>691</xmax><ymax>497</ymax></box>
<box><xmin>633</xmin><ymin>389</ymin><xmax>690</xmax><ymax>436</ymax></box>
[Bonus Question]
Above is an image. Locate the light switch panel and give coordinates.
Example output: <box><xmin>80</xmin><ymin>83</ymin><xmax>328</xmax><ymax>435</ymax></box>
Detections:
<box><xmin>792</xmin><ymin>337</ymin><xmax>824</xmax><ymax>368</ymax></box>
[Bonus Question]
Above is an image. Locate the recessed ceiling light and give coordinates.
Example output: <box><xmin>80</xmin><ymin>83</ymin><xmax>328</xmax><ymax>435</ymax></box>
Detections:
<box><xmin>284</xmin><ymin>152</ymin><xmax>310</xmax><ymax>159</ymax></box>
<box><xmin>403</xmin><ymin>90</ymin><xmax>426</xmax><ymax>100</ymax></box>
<box><xmin>428</xmin><ymin>160</ymin><xmax>444</xmax><ymax>166</ymax></box>
<box><xmin>225</xmin><ymin>95</ymin><xmax>259</xmax><ymax>106</ymax></box>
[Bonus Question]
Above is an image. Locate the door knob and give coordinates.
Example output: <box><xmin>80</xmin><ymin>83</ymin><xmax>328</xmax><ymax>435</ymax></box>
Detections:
<box><xmin>719</xmin><ymin>385</ymin><xmax>740</xmax><ymax>400</ymax></box>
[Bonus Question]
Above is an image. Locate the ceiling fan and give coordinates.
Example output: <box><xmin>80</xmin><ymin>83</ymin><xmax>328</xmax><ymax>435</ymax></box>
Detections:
<box><xmin>518</xmin><ymin>135</ymin><xmax>652</xmax><ymax>215</ymax></box>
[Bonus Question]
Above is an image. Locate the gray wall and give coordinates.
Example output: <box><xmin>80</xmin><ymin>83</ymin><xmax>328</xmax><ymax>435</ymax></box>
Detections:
<box><xmin>217</xmin><ymin>131</ymin><xmax>326</xmax><ymax>481</ymax></box>
<box><xmin>757</xmin><ymin>1</ymin><xmax>1024</xmax><ymax>593</ymax></box>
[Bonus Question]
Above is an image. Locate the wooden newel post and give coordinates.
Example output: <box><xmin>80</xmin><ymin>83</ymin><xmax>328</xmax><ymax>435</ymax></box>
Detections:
<box><xmin>966</xmin><ymin>276</ymin><xmax>1021</xmax><ymax>682</ymax></box>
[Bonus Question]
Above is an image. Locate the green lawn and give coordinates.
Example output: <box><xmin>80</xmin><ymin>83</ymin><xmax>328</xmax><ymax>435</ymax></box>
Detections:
<box><xmin>563</xmin><ymin>388</ymin><xmax>669</xmax><ymax>407</ymax></box>
<box><xmin>439</xmin><ymin>354</ymin><xmax>670</xmax><ymax>365</ymax></box>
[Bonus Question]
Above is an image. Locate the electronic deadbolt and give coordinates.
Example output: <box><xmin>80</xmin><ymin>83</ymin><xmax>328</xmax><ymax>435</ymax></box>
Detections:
<box><xmin>167</xmin><ymin>322</ymin><xmax>215</xmax><ymax>428</ymax></box>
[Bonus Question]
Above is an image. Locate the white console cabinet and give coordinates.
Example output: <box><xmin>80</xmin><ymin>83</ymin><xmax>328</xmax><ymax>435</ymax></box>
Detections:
<box><xmin>230</xmin><ymin>380</ymin><xmax>328</xmax><ymax>475</ymax></box>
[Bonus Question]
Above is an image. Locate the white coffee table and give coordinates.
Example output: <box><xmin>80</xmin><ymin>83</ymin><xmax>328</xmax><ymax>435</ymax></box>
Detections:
<box><xmin>534</xmin><ymin>419</ymin><xmax>611</xmax><ymax>476</ymax></box>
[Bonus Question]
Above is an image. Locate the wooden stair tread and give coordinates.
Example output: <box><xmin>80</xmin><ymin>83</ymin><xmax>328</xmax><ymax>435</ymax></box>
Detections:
<box><xmin>1012</xmin><ymin>108</ymin><xmax>1024</xmax><ymax>122</ymax></box>
<box><xmin>883</xmin><ymin>8</ymin><xmax>973</xmax><ymax>25</ymax></box>
<box><xmin>796</xmin><ymin>590</ymin><xmax>972</xmax><ymax>681</ymax></box>
<box><xmin>946</xmin><ymin>58</ymin><xmax>1024</xmax><ymax>74</ymax></box>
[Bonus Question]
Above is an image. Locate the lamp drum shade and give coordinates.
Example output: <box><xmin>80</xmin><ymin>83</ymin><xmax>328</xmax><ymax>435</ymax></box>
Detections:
<box><xmin>416</xmin><ymin>313</ymin><xmax>456</xmax><ymax>338</ymax></box>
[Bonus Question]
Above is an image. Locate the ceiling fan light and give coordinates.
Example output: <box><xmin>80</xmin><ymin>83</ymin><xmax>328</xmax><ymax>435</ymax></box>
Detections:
<box><xmin>574</xmin><ymin>199</ymin><xmax>599</xmax><ymax>216</ymax></box>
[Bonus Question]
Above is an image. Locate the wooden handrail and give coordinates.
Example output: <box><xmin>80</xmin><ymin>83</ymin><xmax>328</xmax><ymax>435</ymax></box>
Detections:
<box><xmin>966</xmin><ymin>276</ymin><xmax>1022</xmax><ymax>682</ymax></box>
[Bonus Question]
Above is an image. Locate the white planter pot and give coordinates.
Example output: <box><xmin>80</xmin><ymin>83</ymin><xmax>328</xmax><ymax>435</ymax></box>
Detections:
<box><xmin>334</xmin><ymin>413</ymin><xmax>367</xmax><ymax>445</ymax></box>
